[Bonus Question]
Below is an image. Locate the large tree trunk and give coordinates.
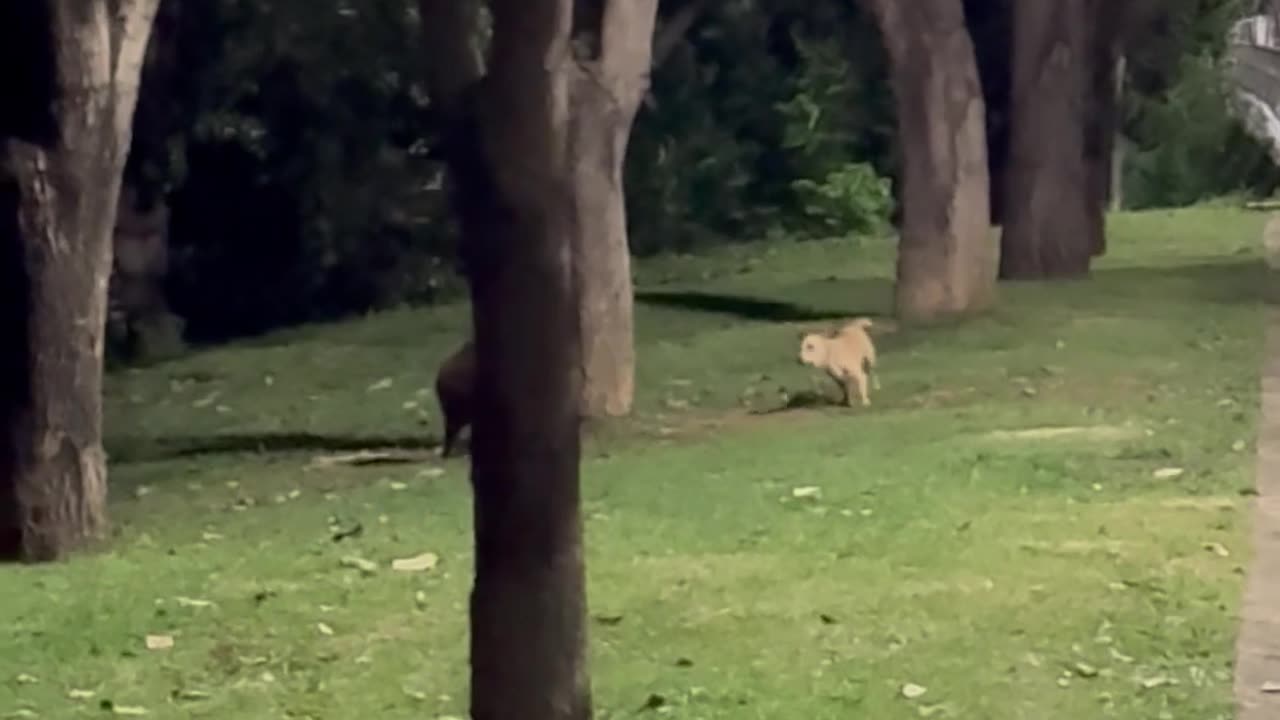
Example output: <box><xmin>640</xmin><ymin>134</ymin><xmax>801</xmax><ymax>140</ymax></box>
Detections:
<box><xmin>999</xmin><ymin>0</ymin><xmax>1093</xmax><ymax>280</ymax></box>
<box><xmin>418</xmin><ymin>0</ymin><xmax>656</xmax><ymax>717</ymax></box>
<box><xmin>866</xmin><ymin>0</ymin><xmax>997</xmax><ymax>323</ymax></box>
<box><xmin>463</xmin><ymin>3</ymin><xmax>591</xmax><ymax>716</ymax></box>
<box><xmin>0</xmin><ymin>0</ymin><xmax>159</xmax><ymax>562</ymax></box>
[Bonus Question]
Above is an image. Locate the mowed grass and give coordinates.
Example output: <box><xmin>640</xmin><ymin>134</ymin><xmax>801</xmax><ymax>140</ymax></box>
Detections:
<box><xmin>0</xmin><ymin>207</ymin><xmax>1271</xmax><ymax>719</ymax></box>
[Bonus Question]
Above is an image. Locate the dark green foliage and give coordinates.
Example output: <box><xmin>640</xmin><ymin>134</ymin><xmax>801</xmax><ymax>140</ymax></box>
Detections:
<box><xmin>1125</xmin><ymin>52</ymin><xmax>1280</xmax><ymax>208</ymax></box>
<box><xmin>124</xmin><ymin>0</ymin><xmax>1274</xmax><ymax>345</ymax></box>
<box><xmin>1124</xmin><ymin>0</ymin><xmax>1280</xmax><ymax>207</ymax></box>
<box><xmin>148</xmin><ymin>0</ymin><xmax>457</xmax><ymax>342</ymax></box>
<box><xmin>625</xmin><ymin>0</ymin><xmax>894</xmax><ymax>254</ymax></box>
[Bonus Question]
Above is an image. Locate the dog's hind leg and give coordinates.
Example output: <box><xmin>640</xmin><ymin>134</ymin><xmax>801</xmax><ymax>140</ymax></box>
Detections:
<box><xmin>851</xmin><ymin>371</ymin><xmax>870</xmax><ymax>407</ymax></box>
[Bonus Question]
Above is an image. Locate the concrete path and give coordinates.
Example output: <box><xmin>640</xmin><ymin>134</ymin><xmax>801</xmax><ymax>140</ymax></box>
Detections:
<box><xmin>1233</xmin><ymin>215</ymin><xmax>1280</xmax><ymax>718</ymax></box>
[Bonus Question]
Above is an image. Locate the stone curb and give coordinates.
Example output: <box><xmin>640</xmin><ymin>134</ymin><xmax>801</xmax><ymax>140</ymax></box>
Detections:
<box><xmin>1233</xmin><ymin>213</ymin><xmax>1280</xmax><ymax>718</ymax></box>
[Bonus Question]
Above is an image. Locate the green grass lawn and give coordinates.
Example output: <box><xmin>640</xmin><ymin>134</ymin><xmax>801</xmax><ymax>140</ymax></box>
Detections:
<box><xmin>1</xmin><ymin>207</ymin><xmax>1270</xmax><ymax>719</ymax></box>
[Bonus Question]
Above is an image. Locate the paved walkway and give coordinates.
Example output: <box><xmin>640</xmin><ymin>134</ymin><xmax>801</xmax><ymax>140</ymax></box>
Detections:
<box><xmin>1233</xmin><ymin>215</ymin><xmax>1280</xmax><ymax>718</ymax></box>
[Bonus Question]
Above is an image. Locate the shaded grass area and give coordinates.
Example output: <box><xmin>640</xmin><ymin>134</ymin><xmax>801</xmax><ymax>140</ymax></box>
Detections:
<box><xmin>0</xmin><ymin>207</ymin><xmax>1269</xmax><ymax>718</ymax></box>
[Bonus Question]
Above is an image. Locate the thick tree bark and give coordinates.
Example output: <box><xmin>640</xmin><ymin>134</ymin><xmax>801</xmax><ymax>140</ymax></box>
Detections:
<box><xmin>865</xmin><ymin>0</ymin><xmax>997</xmax><ymax>322</ymax></box>
<box><xmin>0</xmin><ymin>0</ymin><xmax>159</xmax><ymax>562</ymax></box>
<box><xmin>999</xmin><ymin>0</ymin><xmax>1093</xmax><ymax>280</ymax></box>
<box><xmin>419</xmin><ymin>0</ymin><xmax>655</xmax><ymax>717</ymax></box>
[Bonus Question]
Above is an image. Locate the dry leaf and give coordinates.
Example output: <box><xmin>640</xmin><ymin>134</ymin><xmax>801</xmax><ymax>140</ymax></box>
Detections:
<box><xmin>1204</xmin><ymin>541</ymin><xmax>1230</xmax><ymax>557</ymax></box>
<box><xmin>111</xmin><ymin>705</ymin><xmax>150</xmax><ymax>716</ymax></box>
<box><xmin>1152</xmin><ymin>467</ymin><xmax>1185</xmax><ymax>480</ymax></box>
<box><xmin>340</xmin><ymin>556</ymin><xmax>379</xmax><ymax>575</ymax></box>
<box><xmin>901</xmin><ymin>683</ymin><xmax>927</xmax><ymax>699</ymax></box>
<box><xmin>317</xmin><ymin>622</ymin><xmax>335</xmax><ymax>636</ymax></box>
<box><xmin>145</xmin><ymin>634</ymin><xmax>174</xmax><ymax>651</ymax></box>
<box><xmin>791</xmin><ymin>486</ymin><xmax>822</xmax><ymax>499</ymax></box>
<box><xmin>392</xmin><ymin>552</ymin><xmax>440</xmax><ymax>572</ymax></box>
<box><xmin>68</xmin><ymin>689</ymin><xmax>95</xmax><ymax>700</ymax></box>
<box><xmin>367</xmin><ymin>378</ymin><xmax>393</xmax><ymax>392</ymax></box>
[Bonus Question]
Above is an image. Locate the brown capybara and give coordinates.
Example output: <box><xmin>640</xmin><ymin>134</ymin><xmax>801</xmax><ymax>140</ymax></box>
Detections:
<box><xmin>797</xmin><ymin>317</ymin><xmax>880</xmax><ymax>407</ymax></box>
<box><xmin>435</xmin><ymin>340</ymin><xmax>475</xmax><ymax>457</ymax></box>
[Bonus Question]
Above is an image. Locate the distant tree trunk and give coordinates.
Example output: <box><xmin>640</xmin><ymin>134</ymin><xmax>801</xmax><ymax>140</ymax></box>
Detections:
<box><xmin>0</xmin><ymin>0</ymin><xmax>160</xmax><ymax>562</ymax></box>
<box><xmin>571</xmin><ymin>91</ymin><xmax>638</xmax><ymax>419</ymax></box>
<box><xmin>418</xmin><ymin>0</ymin><xmax>656</xmax><ymax>717</ymax></box>
<box><xmin>999</xmin><ymin>0</ymin><xmax>1093</xmax><ymax>280</ymax></box>
<box><xmin>864</xmin><ymin>0</ymin><xmax>996</xmax><ymax>322</ymax></box>
<box><xmin>111</xmin><ymin>0</ymin><xmax>183</xmax><ymax>361</ymax></box>
<box><xmin>571</xmin><ymin>4</ymin><xmax>661</xmax><ymax>418</ymax></box>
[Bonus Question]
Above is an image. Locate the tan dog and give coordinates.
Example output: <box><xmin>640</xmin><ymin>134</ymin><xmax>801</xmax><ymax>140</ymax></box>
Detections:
<box><xmin>797</xmin><ymin>318</ymin><xmax>880</xmax><ymax>407</ymax></box>
<box><xmin>435</xmin><ymin>340</ymin><xmax>476</xmax><ymax>457</ymax></box>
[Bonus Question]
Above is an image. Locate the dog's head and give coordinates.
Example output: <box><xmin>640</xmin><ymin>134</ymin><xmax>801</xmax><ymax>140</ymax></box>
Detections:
<box><xmin>797</xmin><ymin>332</ymin><xmax>828</xmax><ymax>367</ymax></box>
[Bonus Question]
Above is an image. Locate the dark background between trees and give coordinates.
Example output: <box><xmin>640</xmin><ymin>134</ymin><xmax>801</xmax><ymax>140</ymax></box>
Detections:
<box><xmin>121</xmin><ymin>0</ymin><xmax>1279</xmax><ymax>348</ymax></box>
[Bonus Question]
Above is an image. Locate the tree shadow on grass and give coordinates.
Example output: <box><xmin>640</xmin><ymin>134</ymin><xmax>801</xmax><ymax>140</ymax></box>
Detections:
<box><xmin>109</xmin><ymin>432</ymin><xmax>441</xmax><ymax>465</ymax></box>
<box><xmin>1072</xmin><ymin>260</ymin><xmax>1268</xmax><ymax>306</ymax></box>
<box><xmin>635</xmin><ymin>290</ymin><xmax>866</xmax><ymax>323</ymax></box>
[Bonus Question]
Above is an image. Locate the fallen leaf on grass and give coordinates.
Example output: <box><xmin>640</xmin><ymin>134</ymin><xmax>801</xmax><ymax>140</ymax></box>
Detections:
<box><xmin>192</xmin><ymin>391</ymin><xmax>220</xmax><ymax>408</ymax></box>
<box><xmin>14</xmin><ymin>674</ymin><xmax>37</xmax><ymax>684</ymax></box>
<box><xmin>1073</xmin><ymin>662</ymin><xmax>1099</xmax><ymax>678</ymax></box>
<box><xmin>1204</xmin><ymin>542</ymin><xmax>1230</xmax><ymax>557</ymax></box>
<box><xmin>791</xmin><ymin>486</ymin><xmax>822</xmax><ymax>499</ymax></box>
<box><xmin>100</xmin><ymin>701</ymin><xmax>149</xmax><ymax>716</ymax></box>
<box><xmin>145</xmin><ymin>634</ymin><xmax>174</xmax><ymax>651</ymax></box>
<box><xmin>1138</xmin><ymin>675</ymin><xmax>1177</xmax><ymax>690</ymax></box>
<box><xmin>317</xmin><ymin>622</ymin><xmax>335</xmax><ymax>636</ymax></box>
<box><xmin>901</xmin><ymin>683</ymin><xmax>927</xmax><ymax>699</ymax></box>
<box><xmin>368</xmin><ymin>378</ymin><xmax>394</xmax><ymax>392</ymax></box>
<box><xmin>67</xmin><ymin>689</ymin><xmax>95</xmax><ymax>700</ymax></box>
<box><xmin>1152</xmin><ymin>467</ymin><xmax>1185</xmax><ymax>480</ymax></box>
<box><xmin>340</xmin><ymin>556</ymin><xmax>378</xmax><ymax>575</ymax></box>
<box><xmin>391</xmin><ymin>553</ymin><xmax>439</xmax><ymax>572</ymax></box>
<box><xmin>331</xmin><ymin>522</ymin><xmax>364</xmax><ymax>543</ymax></box>
<box><xmin>173</xmin><ymin>689</ymin><xmax>211</xmax><ymax>702</ymax></box>
<box><xmin>5</xmin><ymin>710</ymin><xmax>38</xmax><ymax>718</ymax></box>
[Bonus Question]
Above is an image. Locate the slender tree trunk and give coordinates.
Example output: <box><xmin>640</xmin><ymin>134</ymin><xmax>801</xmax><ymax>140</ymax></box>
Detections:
<box><xmin>0</xmin><ymin>0</ymin><xmax>160</xmax><ymax>562</ymax></box>
<box><xmin>1084</xmin><ymin>9</ymin><xmax>1130</xmax><ymax>259</ymax></box>
<box><xmin>571</xmin><ymin>101</ymin><xmax>637</xmax><ymax>418</ymax></box>
<box><xmin>999</xmin><ymin>0</ymin><xmax>1093</xmax><ymax>280</ymax></box>
<box><xmin>865</xmin><ymin>0</ymin><xmax>997</xmax><ymax>322</ymax></box>
<box><xmin>571</xmin><ymin>1</ymin><xmax>659</xmax><ymax>418</ymax></box>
